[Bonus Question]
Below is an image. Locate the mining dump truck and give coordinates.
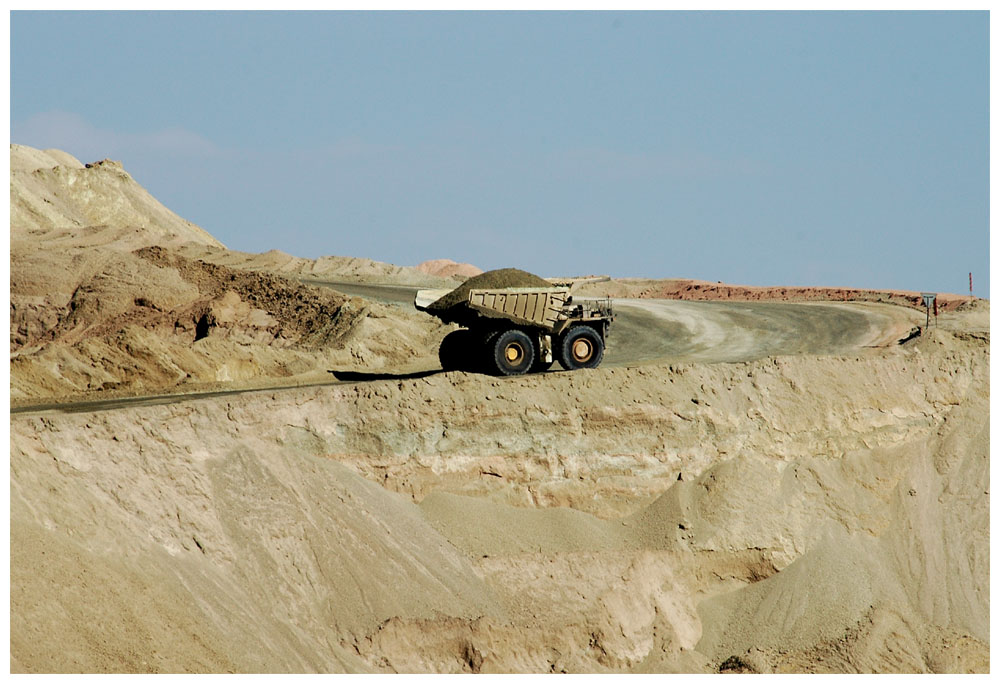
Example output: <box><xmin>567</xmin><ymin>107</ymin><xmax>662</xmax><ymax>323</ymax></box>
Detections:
<box><xmin>415</xmin><ymin>272</ymin><xmax>614</xmax><ymax>376</ymax></box>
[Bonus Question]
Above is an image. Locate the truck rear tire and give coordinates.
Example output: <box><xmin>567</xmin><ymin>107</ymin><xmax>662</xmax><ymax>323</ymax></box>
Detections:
<box><xmin>490</xmin><ymin>329</ymin><xmax>535</xmax><ymax>376</ymax></box>
<box><xmin>439</xmin><ymin>329</ymin><xmax>474</xmax><ymax>371</ymax></box>
<box><xmin>558</xmin><ymin>326</ymin><xmax>604</xmax><ymax>370</ymax></box>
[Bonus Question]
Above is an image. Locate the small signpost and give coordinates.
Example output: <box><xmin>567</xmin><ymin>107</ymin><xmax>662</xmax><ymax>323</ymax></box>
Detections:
<box><xmin>921</xmin><ymin>292</ymin><xmax>936</xmax><ymax>329</ymax></box>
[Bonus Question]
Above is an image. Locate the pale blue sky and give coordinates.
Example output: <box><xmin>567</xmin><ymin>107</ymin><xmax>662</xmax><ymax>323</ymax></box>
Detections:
<box><xmin>11</xmin><ymin>11</ymin><xmax>989</xmax><ymax>296</ymax></box>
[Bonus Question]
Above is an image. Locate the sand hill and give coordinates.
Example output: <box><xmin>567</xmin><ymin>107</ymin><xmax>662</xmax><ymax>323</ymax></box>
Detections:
<box><xmin>416</xmin><ymin>258</ymin><xmax>484</xmax><ymax>279</ymax></box>
<box><xmin>9</xmin><ymin>144</ymin><xmax>454</xmax><ymax>403</ymax></box>
<box><xmin>11</xmin><ymin>144</ymin><xmax>224</xmax><ymax>250</ymax></box>
<box><xmin>176</xmin><ymin>244</ymin><xmax>465</xmax><ymax>288</ymax></box>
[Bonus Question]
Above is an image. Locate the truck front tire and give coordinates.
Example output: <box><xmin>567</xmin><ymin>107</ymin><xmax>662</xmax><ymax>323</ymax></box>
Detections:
<box><xmin>558</xmin><ymin>326</ymin><xmax>604</xmax><ymax>370</ymax></box>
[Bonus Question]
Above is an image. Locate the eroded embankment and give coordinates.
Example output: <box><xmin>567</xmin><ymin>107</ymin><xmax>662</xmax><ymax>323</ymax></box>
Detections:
<box><xmin>9</xmin><ymin>331</ymin><xmax>989</xmax><ymax>673</ymax></box>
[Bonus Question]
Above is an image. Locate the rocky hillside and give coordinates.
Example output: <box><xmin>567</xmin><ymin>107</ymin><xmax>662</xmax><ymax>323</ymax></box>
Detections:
<box><xmin>10</xmin><ymin>144</ymin><xmax>224</xmax><ymax>250</ymax></box>
<box><xmin>9</xmin><ymin>144</ymin><xmax>449</xmax><ymax>403</ymax></box>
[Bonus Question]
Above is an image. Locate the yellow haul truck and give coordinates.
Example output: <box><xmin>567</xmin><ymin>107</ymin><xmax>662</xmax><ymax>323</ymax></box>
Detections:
<box><xmin>414</xmin><ymin>277</ymin><xmax>614</xmax><ymax>376</ymax></box>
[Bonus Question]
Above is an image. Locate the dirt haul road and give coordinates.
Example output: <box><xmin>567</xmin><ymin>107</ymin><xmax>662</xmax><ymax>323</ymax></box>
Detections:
<box><xmin>9</xmin><ymin>293</ymin><xmax>916</xmax><ymax>417</ymax></box>
<box><xmin>313</xmin><ymin>281</ymin><xmax>922</xmax><ymax>369</ymax></box>
<box><xmin>8</xmin><ymin>295</ymin><xmax>915</xmax><ymax>416</ymax></box>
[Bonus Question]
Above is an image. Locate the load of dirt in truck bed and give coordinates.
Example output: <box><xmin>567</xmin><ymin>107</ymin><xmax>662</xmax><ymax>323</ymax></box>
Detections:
<box><xmin>427</xmin><ymin>268</ymin><xmax>553</xmax><ymax>312</ymax></box>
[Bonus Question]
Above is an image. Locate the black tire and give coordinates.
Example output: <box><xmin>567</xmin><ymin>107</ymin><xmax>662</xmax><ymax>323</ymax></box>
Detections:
<box><xmin>558</xmin><ymin>325</ymin><xmax>604</xmax><ymax>370</ymax></box>
<box><xmin>480</xmin><ymin>329</ymin><xmax>501</xmax><ymax>374</ymax></box>
<box><xmin>439</xmin><ymin>329</ymin><xmax>474</xmax><ymax>371</ymax></box>
<box><xmin>490</xmin><ymin>329</ymin><xmax>535</xmax><ymax>376</ymax></box>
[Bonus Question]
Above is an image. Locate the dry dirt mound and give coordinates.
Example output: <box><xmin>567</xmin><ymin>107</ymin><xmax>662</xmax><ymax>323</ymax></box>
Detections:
<box><xmin>427</xmin><ymin>267</ymin><xmax>553</xmax><ymax>312</ymax></box>
<box><xmin>13</xmin><ymin>245</ymin><xmax>351</xmax><ymax>351</ymax></box>
<box><xmin>415</xmin><ymin>258</ymin><xmax>483</xmax><ymax>279</ymax></box>
<box><xmin>131</xmin><ymin>246</ymin><xmax>354</xmax><ymax>346</ymax></box>
<box><xmin>11</xmin><ymin>244</ymin><xmax>445</xmax><ymax>402</ymax></box>
<box><xmin>9</xmin><ymin>144</ymin><xmax>450</xmax><ymax>402</ymax></box>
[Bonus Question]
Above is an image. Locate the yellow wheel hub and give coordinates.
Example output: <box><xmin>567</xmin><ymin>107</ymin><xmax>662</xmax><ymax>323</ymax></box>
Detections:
<box><xmin>505</xmin><ymin>344</ymin><xmax>523</xmax><ymax>363</ymax></box>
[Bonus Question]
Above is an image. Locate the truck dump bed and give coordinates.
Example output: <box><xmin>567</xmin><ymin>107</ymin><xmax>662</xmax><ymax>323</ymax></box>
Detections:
<box><xmin>466</xmin><ymin>287</ymin><xmax>569</xmax><ymax>330</ymax></box>
<box><xmin>415</xmin><ymin>286</ymin><xmax>570</xmax><ymax>331</ymax></box>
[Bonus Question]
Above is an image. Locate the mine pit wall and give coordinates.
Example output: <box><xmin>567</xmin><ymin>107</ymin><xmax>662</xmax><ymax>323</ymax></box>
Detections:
<box><xmin>284</xmin><ymin>346</ymin><xmax>980</xmax><ymax>521</ymax></box>
<box><xmin>10</xmin><ymin>339</ymin><xmax>989</xmax><ymax>672</ymax></box>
